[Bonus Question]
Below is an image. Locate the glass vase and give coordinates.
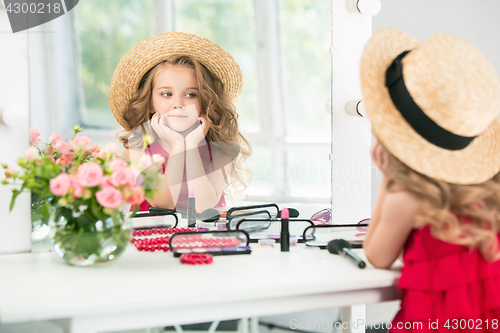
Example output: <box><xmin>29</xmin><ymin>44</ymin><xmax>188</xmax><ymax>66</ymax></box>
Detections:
<box><xmin>51</xmin><ymin>208</ymin><xmax>131</xmax><ymax>267</ymax></box>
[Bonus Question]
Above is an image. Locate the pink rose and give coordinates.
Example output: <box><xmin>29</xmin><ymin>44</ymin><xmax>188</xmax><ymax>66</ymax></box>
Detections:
<box><xmin>100</xmin><ymin>176</ymin><xmax>112</xmax><ymax>187</ymax></box>
<box><xmin>43</xmin><ymin>147</ymin><xmax>53</xmax><ymax>155</ymax></box>
<box><xmin>124</xmin><ymin>187</ymin><xmax>145</xmax><ymax>206</ymax></box>
<box><xmin>152</xmin><ymin>154</ymin><xmax>165</xmax><ymax>165</ymax></box>
<box><xmin>138</xmin><ymin>155</ymin><xmax>153</xmax><ymax>169</ymax></box>
<box><xmin>77</xmin><ymin>162</ymin><xmax>103</xmax><ymax>187</ymax></box>
<box><xmin>69</xmin><ymin>136</ymin><xmax>95</xmax><ymax>151</ymax></box>
<box><xmin>56</xmin><ymin>156</ymin><xmax>70</xmax><ymax>166</ymax></box>
<box><xmin>49</xmin><ymin>156</ymin><xmax>55</xmax><ymax>163</ymax></box>
<box><xmin>101</xmin><ymin>142</ymin><xmax>120</xmax><ymax>155</ymax></box>
<box><xmin>69</xmin><ymin>176</ymin><xmax>83</xmax><ymax>198</ymax></box>
<box><xmin>23</xmin><ymin>146</ymin><xmax>40</xmax><ymax>160</ymax></box>
<box><xmin>110</xmin><ymin>167</ymin><xmax>134</xmax><ymax>187</ymax></box>
<box><xmin>109</xmin><ymin>158</ymin><xmax>128</xmax><ymax>171</ymax></box>
<box><xmin>29</xmin><ymin>128</ymin><xmax>41</xmax><ymax>146</ymax></box>
<box><xmin>96</xmin><ymin>186</ymin><xmax>122</xmax><ymax>210</ymax></box>
<box><xmin>49</xmin><ymin>133</ymin><xmax>62</xmax><ymax>143</ymax></box>
<box><xmin>121</xmin><ymin>186</ymin><xmax>133</xmax><ymax>199</ymax></box>
<box><xmin>49</xmin><ymin>173</ymin><xmax>70</xmax><ymax>196</ymax></box>
<box><xmin>4</xmin><ymin>167</ymin><xmax>15</xmax><ymax>178</ymax></box>
<box><xmin>52</xmin><ymin>140</ymin><xmax>70</xmax><ymax>154</ymax></box>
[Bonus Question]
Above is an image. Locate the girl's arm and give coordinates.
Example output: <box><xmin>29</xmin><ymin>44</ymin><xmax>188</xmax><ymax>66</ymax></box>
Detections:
<box><xmin>363</xmin><ymin>175</ymin><xmax>388</xmax><ymax>248</ymax></box>
<box><xmin>185</xmin><ymin>143</ymin><xmax>227</xmax><ymax>212</ymax></box>
<box><xmin>364</xmin><ymin>139</ymin><xmax>419</xmax><ymax>268</ymax></box>
<box><xmin>184</xmin><ymin>116</ymin><xmax>227</xmax><ymax>212</ymax></box>
<box><xmin>364</xmin><ymin>189</ymin><xmax>419</xmax><ymax>268</ymax></box>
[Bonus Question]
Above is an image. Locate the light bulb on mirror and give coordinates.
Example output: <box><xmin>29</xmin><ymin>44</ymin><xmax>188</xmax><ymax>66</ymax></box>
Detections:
<box><xmin>0</xmin><ymin>0</ymin><xmax>5</xmax><ymax>9</ymax></box>
<box><xmin>346</xmin><ymin>0</ymin><xmax>381</xmax><ymax>16</ymax></box>
<box><xmin>0</xmin><ymin>103</ymin><xmax>28</xmax><ymax>128</ymax></box>
<box><xmin>325</xmin><ymin>96</ymin><xmax>332</xmax><ymax>113</ymax></box>
<box><xmin>323</xmin><ymin>1</ymin><xmax>332</xmax><ymax>16</ymax></box>
<box><xmin>345</xmin><ymin>99</ymin><xmax>366</xmax><ymax>118</ymax></box>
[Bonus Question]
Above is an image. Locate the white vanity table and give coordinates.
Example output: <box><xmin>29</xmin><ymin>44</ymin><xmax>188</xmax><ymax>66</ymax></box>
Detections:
<box><xmin>0</xmin><ymin>219</ymin><xmax>401</xmax><ymax>333</ymax></box>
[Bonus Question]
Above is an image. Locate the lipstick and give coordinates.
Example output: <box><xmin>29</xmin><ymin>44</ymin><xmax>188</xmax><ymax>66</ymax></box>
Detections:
<box><xmin>188</xmin><ymin>188</ymin><xmax>196</xmax><ymax>227</ymax></box>
<box><xmin>280</xmin><ymin>208</ymin><xmax>290</xmax><ymax>252</ymax></box>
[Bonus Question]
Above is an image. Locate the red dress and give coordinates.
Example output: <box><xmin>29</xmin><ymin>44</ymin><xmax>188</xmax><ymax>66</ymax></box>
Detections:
<box><xmin>390</xmin><ymin>225</ymin><xmax>500</xmax><ymax>332</ymax></box>
<box><xmin>132</xmin><ymin>141</ymin><xmax>225</xmax><ymax>212</ymax></box>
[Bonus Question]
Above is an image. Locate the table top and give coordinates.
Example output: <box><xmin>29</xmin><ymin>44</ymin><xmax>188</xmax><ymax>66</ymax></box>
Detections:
<box><xmin>0</xmin><ymin>240</ymin><xmax>402</xmax><ymax>324</ymax></box>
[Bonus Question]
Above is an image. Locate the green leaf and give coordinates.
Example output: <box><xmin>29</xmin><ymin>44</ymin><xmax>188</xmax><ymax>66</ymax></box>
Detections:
<box><xmin>130</xmin><ymin>204</ymin><xmax>140</xmax><ymax>218</ymax></box>
<box><xmin>9</xmin><ymin>189</ymin><xmax>20</xmax><ymax>211</ymax></box>
<box><xmin>1</xmin><ymin>164</ymin><xmax>7</xmax><ymax>169</ymax></box>
<box><xmin>41</xmin><ymin>200</ymin><xmax>52</xmax><ymax>220</ymax></box>
<box><xmin>76</xmin><ymin>233</ymin><xmax>99</xmax><ymax>255</ymax></box>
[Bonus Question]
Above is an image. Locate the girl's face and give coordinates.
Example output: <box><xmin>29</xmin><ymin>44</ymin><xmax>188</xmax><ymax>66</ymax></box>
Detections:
<box><xmin>151</xmin><ymin>64</ymin><xmax>201</xmax><ymax>132</ymax></box>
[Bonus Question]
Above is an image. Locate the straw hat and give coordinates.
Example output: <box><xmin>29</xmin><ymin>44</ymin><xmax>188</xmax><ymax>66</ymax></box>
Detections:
<box><xmin>361</xmin><ymin>28</ymin><xmax>500</xmax><ymax>184</ymax></box>
<box><xmin>109</xmin><ymin>32</ymin><xmax>243</xmax><ymax>129</ymax></box>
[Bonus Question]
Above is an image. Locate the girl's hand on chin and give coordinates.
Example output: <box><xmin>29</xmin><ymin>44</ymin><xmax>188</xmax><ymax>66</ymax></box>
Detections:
<box><xmin>370</xmin><ymin>139</ymin><xmax>391</xmax><ymax>176</ymax></box>
<box><xmin>151</xmin><ymin>112</ymin><xmax>184</xmax><ymax>150</ymax></box>
<box><xmin>185</xmin><ymin>116</ymin><xmax>211</xmax><ymax>148</ymax></box>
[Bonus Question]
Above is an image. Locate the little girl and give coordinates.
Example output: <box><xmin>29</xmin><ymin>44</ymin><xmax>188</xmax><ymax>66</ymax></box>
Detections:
<box><xmin>361</xmin><ymin>28</ymin><xmax>500</xmax><ymax>331</ymax></box>
<box><xmin>109</xmin><ymin>32</ymin><xmax>251</xmax><ymax>212</ymax></box>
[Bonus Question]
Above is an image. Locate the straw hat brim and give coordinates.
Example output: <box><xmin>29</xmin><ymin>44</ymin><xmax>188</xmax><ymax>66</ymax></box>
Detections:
<box><xmin>361</xmin><ymin>28</ymin><xmax>500</xmax><ymax>184</ymax></box>
<box><xmin>109</xmin><ymin>32</ymin><xmax>243</xmax><ymax>129</ymax></box>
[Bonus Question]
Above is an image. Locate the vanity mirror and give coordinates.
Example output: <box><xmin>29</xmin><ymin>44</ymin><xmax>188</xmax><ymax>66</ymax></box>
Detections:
<box><xmin>27</xmin><ymin>0</ymin><xmax>332</xmax><ymax>208</ymax></box>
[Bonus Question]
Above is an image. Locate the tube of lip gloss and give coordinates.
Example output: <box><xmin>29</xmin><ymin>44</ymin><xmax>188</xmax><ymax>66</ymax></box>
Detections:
<box><xmin>188</xmin><ymin>188</ymin><xmax>196</xmax><ymax>227</ymax></box>
<box><xmin>280</xmin><ymin>208</ymin><xmax>290</xmax><ymax>252</ymax></box>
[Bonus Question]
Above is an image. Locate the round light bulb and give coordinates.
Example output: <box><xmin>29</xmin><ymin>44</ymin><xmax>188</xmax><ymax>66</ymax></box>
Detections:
<box><xmin>356</xmin><ymin>0</ymin><xmax>381</xmax><ymax>16</ymax></box>
<box><xmin>0</xmin><ymin>103</ymin><xmax>28</xmax><ymax>128</ymax></box>
<box><xmin>345</xmin><ymin>99</ymin><xmax>366</xmax><ymax>118</ymax></box>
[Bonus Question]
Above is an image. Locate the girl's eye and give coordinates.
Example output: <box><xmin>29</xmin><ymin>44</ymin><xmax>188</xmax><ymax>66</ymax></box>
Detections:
<box><xmin>186</xmin><ymin>92</ymin><xmax>197</xmax><ymax>98</ymax></box>
<box><xmin>161</xmin><ymin>92</ymin><xmax>172</xmax><ymax>97</ymax></box>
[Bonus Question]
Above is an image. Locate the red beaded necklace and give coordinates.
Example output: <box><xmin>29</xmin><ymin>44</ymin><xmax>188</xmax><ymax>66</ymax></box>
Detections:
<box><xmin>180</xmin><ymin>253</ymin><xmax>213</xmax><ymax>265</ymax></box>
<box><xmin>130</xmin><ymin>227</ymin><xmax>199</xmax><ymax>252</ymax></box>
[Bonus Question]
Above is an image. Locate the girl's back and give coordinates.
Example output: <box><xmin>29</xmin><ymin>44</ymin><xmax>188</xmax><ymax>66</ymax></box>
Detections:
<box><xmin>393</xmin><ymin>224</ymin><xmax>500</xmax><ymax>332</ymax></box>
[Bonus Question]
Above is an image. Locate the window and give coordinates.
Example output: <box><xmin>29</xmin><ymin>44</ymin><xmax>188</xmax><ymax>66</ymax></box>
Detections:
<box><xmin>29</xmin><ymin>0</ymin><xmax>331</xmax><ymax>204</ymax></box>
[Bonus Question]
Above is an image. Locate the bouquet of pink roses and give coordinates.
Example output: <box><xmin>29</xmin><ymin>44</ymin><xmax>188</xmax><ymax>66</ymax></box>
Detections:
<box><xmin>2</xmin><ymin>127</ymin><xmax>163</xmax><ymax>265</ymax></box>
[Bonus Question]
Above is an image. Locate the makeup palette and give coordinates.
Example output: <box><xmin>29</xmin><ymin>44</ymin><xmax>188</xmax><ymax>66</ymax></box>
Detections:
<box><xmin>302</xmin><ymin>223</ymin><xmax>369</xmax><ymax>249</ymax></box>
<box><xmin>225</xmin><ymin>203</ymin><xmax>280</xmax><ymax>230</ymax></box>
<box><xmin>169</xmin><ymin>230</ymin><xmax>251</xmax><ymax>257</ymax></box>
<box><xmin>235</xmin><ymin>219</ymin><xmax>314</xmax><ymax>243</ymax></box>
<box><xmin>131</xmin><ymin>212</ymin><xmax>179</xmax><ymax>228</ymax></box>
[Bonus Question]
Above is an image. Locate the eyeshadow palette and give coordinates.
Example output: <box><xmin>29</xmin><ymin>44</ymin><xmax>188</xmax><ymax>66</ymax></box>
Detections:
<box><xmin>169</xmin><ymin>230</ymin><xmax>251</xmax><ymax>257</ymax></box>
<box><xmin>173</xmin><ymin>246</ymin><xmax>252</xmax><ymax>257</ymax></box>
<box><xmin>303</xmin><ymin>224</ymin><xmax>368</xmax><ymax>249</ymax></box>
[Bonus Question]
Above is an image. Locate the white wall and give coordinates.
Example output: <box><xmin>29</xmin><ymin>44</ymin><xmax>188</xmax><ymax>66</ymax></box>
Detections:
<box><xmin>0</xmin><ymin>8</ymin><xmax>31</xmax><ymax>253</ymax></box>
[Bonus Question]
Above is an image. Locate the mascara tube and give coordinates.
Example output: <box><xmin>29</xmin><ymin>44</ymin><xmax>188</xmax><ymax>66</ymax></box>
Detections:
<box><xmin>280</xmin><ymin>208</ymin><xmax>290</xmax><ymax>252</ymax></box>
<box><xmin>188</xmin><ymin>188</ymin><xmax>196</xmax><ymax>228</ymax></box>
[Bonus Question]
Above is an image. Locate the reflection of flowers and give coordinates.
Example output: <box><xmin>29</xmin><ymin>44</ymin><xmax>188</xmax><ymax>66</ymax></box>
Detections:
<box><xmin>2</xmin><ymin>126</ymin><xmax>162</xmax><ymax>222</ymax></box>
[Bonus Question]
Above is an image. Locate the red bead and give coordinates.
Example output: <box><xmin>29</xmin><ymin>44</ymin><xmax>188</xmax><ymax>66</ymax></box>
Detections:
<box><xmin>159</xmin><ymin>229</ymin><xmax>164</xmax><ymax>234</ymax></box>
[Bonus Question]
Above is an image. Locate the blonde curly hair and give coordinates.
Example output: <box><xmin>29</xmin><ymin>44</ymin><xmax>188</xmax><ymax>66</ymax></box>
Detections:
<box><xmin>116</xmin><ymin>55</ymin><xmax>251</xmax><ymax>198</ymax></box>
<box><xmin>382</xmin><ymin>145</ymin><xmax>500</xmax><ymax>262</ymax></box>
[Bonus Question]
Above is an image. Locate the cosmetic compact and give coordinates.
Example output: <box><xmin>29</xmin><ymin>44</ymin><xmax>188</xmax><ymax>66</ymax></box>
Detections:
<box><xmin>302</xmin><ymin>221</ymin><xmax>370</xmax><ymax>249</ymax></box>
<box><xmin>131</xmin><ymin>211</ymin><xmax>179</xmax><ymax>228</ymax></box>
<box><xmin>225</xmin><ymin>203</ymin><xmax>280</xmax><ymax>230</ymax></box>
<box><xmin>169</xmin><ymin>230</ymin><xmax>251</xmax><ymax>257</ymax></box>
<box><xmin>235</xmin><ymin>218</ymin><xmax>314</xmax><ymax>243</ymax></box>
